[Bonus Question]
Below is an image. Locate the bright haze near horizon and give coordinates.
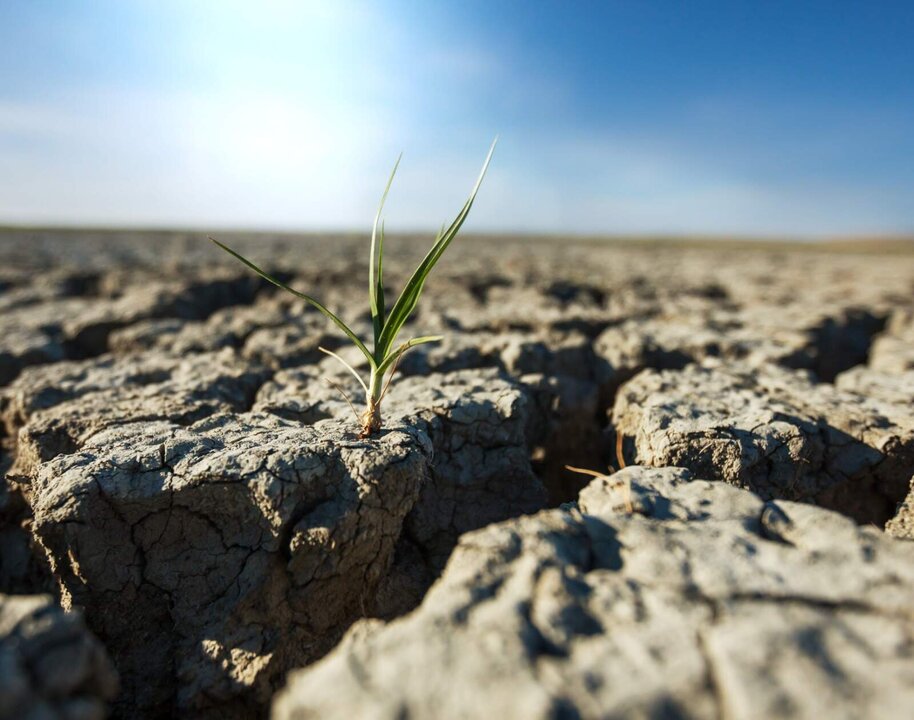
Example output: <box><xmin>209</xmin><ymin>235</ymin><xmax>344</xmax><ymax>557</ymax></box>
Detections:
<box><xmin>1</xmin><ymin>1</ymin><xmax>912</xmax><ymax>237</ymax></box>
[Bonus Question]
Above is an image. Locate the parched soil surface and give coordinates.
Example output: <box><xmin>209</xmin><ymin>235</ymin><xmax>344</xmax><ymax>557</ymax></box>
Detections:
<box><xmin>1</xmin><ymin>229</ymin><xmax>913</xmax><ymax>719</ymax></box>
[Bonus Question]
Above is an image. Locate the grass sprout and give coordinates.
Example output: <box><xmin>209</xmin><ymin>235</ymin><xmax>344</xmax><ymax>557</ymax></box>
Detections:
<box><xmin>211</xmin><ymin>139</ymin><xmax>496</xmax><ymax>437</ymax></box>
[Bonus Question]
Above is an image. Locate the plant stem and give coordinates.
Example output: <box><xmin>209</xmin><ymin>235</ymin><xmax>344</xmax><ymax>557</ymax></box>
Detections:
<box><xmin>360</xmin><ymin>366</ymin><xmax>384</xmax><ymax>437</ymax></box>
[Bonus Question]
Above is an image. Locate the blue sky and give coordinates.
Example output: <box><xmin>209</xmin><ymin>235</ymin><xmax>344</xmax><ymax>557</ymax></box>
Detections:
<box><xmin>1</xmin><ymin>1</ymin><xmax>912</xmax><ymax>235</ymax></box>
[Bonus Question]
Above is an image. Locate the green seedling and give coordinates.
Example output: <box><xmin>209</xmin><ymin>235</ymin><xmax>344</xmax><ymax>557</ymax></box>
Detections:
<box><xmin>211</xmin><ymin>139</ymin><xmax>496</xmax><ymax>437</ymax></box>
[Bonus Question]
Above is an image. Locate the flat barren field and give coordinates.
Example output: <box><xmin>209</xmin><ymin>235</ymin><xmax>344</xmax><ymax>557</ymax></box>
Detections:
<box><xmin>2</xmin><ymin>229</ymin><xmax>914</xmax><ymax>719</ymax></box>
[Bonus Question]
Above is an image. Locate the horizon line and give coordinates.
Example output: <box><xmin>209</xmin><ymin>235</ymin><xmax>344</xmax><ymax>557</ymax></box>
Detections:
<box><xmin>1</xmin><ymin>222</ymin><xmax>912</xmax><ymax>245</ymax></box>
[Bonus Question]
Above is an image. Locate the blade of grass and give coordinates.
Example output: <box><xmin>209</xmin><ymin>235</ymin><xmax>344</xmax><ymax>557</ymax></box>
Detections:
<box><xmin>210</xmin><ymin>237</ymin><xmax>376</xmax><ymax>367</ymax></box>
<box><xmin>322</xmin><ymin>377</ymin><xmax>363</xmax><ymax>425</ymax></box>
<box><xmin>376</xmin><ymin>335</ymin><xmax>443</xmax><ymax>375</ymax></box>
<box><xmin>376</xmin><ymin>220</ymin><xmax>386</xmax><ymax>331</ymax></box>
<box><xmin>377</xmin><ymin>339</ymin><xmax>409</xmax><ymax>404</ymax></box>
<box><xmin>370</xmin><ymin>155</ymin><xmax>401</xmax><ymax>347</ymax></box>
<box><xmin>376</xmin><ymin>138</ymin><xmax>496</xmax><ymax>358</ymax></box>
<box><xmin>564</xmin><ymin>465</ymin><xmax>608</xmax><ymax>478</ymax></box>
<box><xmin>318</xmin><ymin>346</ymin><xmax>370</xmax><ymax>394</ymax></box>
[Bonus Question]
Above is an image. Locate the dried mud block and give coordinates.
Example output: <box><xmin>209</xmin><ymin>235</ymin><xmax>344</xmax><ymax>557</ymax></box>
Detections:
<box><xmin>394</xmin><ymin>330</ymin><xmax>606</xmax><ymax>386</ymax></box>
<box><xmin>0</xmin><ymin>593</ymin><xmax>117</xmax><ymax>720</ymax></box>
<box><xmin>389</xmin><ymin>332</ymin><xmax>609</xmax><ymax>505</ymax></box>
<box><xmin>274</xmin><ymin>467</ymin><xmax>914</xmax><ymax>720</ymax></box>
<box><xmin>612</xmin><ymin>363</ymin><xmax>914</xmax><ymax>525</ymax></box>
<box><xmin>31</xmin><ymin>413</ymin><xmax>429</xmax><ymax>717</ymax></box>
<box><xmin>243</xmin><ymin>321</ymin><xmax>340</xmax><ymax>370</ymax></box>
<box><xmin>256</xmin><ymin>367</ymin><xmax>547</xmax><ymax>612</ymax></box>
<box><xmin>59</xmin><ymin>272</ymin><xmax>268</xmax><ymax>357</ymax></box>
<box><xmin>395</xmin><ymin>332</ymin><xmax>500</xmax><ymax>377</ymax></box>
<box><xmin>595</xmin><ymin>315</ymin><xmax>726</xmax><ymax>382</ymax></box>
<box><xmin>256</xmin><ymin>367</ymin><xmax>546</xmax><ymax>556</ymax></box>
<box><xmin>0</xmin><ymin>328</ymin><xmax>66</xmax><ymax>388</ymax></box>
<box><xmin>834</xmin><ymin>366</ymin><xmax>914</xmax><ymax>404</ymax></box>
<box><xmin>0</xmin><ymin>273</ymin><xmax>107</xmax><ymax>385</ymax></box>
<box><xmin>427</xmin><ymin>282</ymin><xmax>613</xmax><ymax>336</ymax></box>
<box><xmin>869</xmin><ymin>307</ymin><xmax>914</xmax><ymax>374</ymax></box>
<box><xmin>108</xmin><ymin>301</ymin><xmax>339</xmax><ymax>370</ymax></box>
<box><xmin>595</xmin><ymin>303</ymin><xmax>888</xmax><ymax>392</ymax></box>
<box><xmin>4</xmin><ymin>349</ymin><xmax>270</xmax><ymax>476</ymax></box>
<box><xmin>384</xmin><ymin>370</ymin><xmax>547</xmax><ymax>571</ymax></box>
<box><xmin>886</xmin><ymin>476</ymin><xmax>914</xmax><ymax>541</ymax></box>
<box><xmin>0</xmin><ymin>271</ymin><xmax>268</xmax><ymax>374</ymax></box>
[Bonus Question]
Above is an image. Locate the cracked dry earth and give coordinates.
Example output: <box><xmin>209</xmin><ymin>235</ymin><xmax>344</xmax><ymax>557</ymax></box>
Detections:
<box><xmin>1</xmin><ymin>230</ymin><xmax>913</xmax><ymax>719</ymax></box>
